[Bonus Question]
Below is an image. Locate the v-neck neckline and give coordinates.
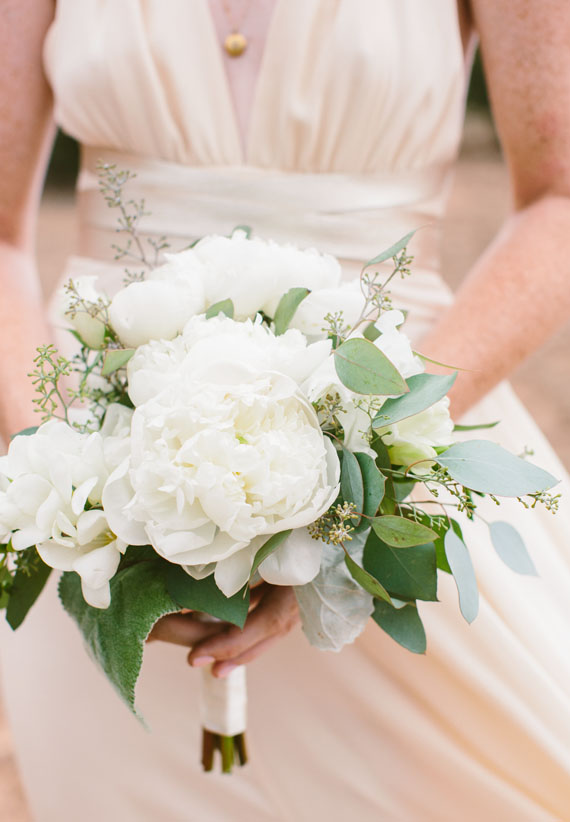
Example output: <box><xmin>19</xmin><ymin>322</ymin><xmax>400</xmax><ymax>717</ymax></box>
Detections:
<box><xmin>202</xmin><ymin>0</ymin><xmax>284</xmax><ymax>164</ymax></box>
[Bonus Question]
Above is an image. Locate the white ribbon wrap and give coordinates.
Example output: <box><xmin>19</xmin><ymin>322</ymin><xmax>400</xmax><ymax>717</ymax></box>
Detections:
<box><xmin>200</xmin><ymin>665</ymin><xmax>247</xmax><ymax>737</ymax></box>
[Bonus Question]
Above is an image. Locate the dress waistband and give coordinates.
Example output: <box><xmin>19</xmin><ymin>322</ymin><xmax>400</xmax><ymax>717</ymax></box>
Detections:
<box><xmin>77</xmin><ymin>147</ymin><xmax>450</xmax><ymax>271</ymax></box>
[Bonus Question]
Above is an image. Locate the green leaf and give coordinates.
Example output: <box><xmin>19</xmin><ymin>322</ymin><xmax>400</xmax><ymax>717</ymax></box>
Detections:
<box><xmin>363</xmin><ymin>531</ymin><xmax>437</xmax><ymax>601</ymax></box>
<box><xmin>334</xmin><ymin>338</ymin><xmax>408</xmax><ymax>396</ymax></box>
<box><xmin>273</xmin><ymin>287</ymin><xmax>310</xmax><ymax>335</ymax></box>
<box><xmin>205</xmin><ymin>299</ymin><xmax>235</xmax><ymax>319</ymax></box>
<box><xmin>363</xmin><ymin>322</ymin><xmax>380</xmax><ymax>342</ymax></box>
<box><xmin>436</xmin><ymin>440</ymin><xmax>558</xmax><ymax>497</ymax></box>
<box><xmin>444</xmin><ymin>530</ymin><xmax>479</xmax><ymax>623</ymax></box>
<box><xmin>11</xmin><ymin>426</ymin><xmax>39</xmax><ymax>440</ymax></box>
<box><xmin>59</xmin><ymin>560</ymin><xmax>180</xmax><ymax>714</ymax></box>
<box><xmin>453</xmin><ymin>421</ymin><xmax>500</xmax><ymax>432</ymax></box>
<box><xmin>363</xmin><ymin>230</ymin><xmax>417</xmax><ymax>268</ymax></box>
<box><xmin>372</xmin><ymin>372</ymin><xmax>457</xmax><ymax>429</ymax></box>
<box><xmin>250</xmin><ymin>530</ymin><xmax>292</xmax><ymax>580</ymax></box>
<box><xmin>372</xmin><ymin>515</ymin><xmax>437</xmax><ymax>548</ymax></box>
<box><xmin>353</xmin><ymin>452</ymin><xmax>385</xmax><ymax>531</ymax></box>
<box><xmin>166</xmin><ymin>566</ymin><xmax>250</xmax><ymax>629</ymax></box>
<box><xmin>340</xmin><ymin>447</ymin><xmax>364</xmax><ymax>524</ymax></box>
<box><xmin>6</xmin><ymin>555</ymin><xmax>52</xmax><ymax>630</ymax></box>
<box><xmin>392</xmin><ymin>477</ymin><xmax>416</xmax><ymax>503</ymax></box>
<box><xmin>488</xmin><ymin>521</ymin><xmax>537</xmax><ymax>575</ymax></box>
<box><xmin>372</xmin><ymin>599</ymin><xmax>426</xmax><ymax>654</ymax></box>
<box><xmin>344</xmin><ymin>552</ymin><xmax>392</xmax><ymax>604</ymax></box>
<box><xmin>101</xmin><ymin>348</ymin><xmax>135</xmax><ymax>376</ymax></box>
<box><xmin>371</xmin><ymin>435</ymin><xmax>396</xmax><ymax>514</ymax></box>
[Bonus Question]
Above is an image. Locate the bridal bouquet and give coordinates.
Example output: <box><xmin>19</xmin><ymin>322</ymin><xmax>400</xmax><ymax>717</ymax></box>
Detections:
<box><xmin>0</xmin><ymin>166</ymin><xmax>559</xmax><ymax>773</ymax></box>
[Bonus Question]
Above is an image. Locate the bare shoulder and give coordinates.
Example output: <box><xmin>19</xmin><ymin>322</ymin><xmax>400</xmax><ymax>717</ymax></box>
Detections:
<box><xmin>467</xmin><ymin>0</ymin><xmax>570</xmax><ymax>206</ymax></box>
<box><xmin>0</xmin><ymin>0</ymin><xmax>56</xmax><ymax>248</ymax></box>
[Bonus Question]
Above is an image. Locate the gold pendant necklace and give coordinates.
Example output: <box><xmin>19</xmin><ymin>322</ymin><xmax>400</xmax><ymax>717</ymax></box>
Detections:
<box><xmin>220</xmin><ymin>0</ymin><xmax>252</xmax><ymax>57</ymax></box>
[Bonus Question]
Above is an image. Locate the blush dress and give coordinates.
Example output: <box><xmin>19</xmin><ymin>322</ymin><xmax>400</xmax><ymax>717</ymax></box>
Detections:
<box><xmin>1</xmin><ymin>1</ymin><xmax>570</xmax><ymax>820</ymax></box>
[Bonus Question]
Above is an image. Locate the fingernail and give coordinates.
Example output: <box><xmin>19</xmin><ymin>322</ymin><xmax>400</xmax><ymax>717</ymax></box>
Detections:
<box><xmin>216</xmin><ymin>663</ymin><xmax>237</xmax><ymax>678</ymax></box>
<box><xmin>191</xmin><ymin>656</ymin><xmax>215</xmax><ymax>668</ymax></box>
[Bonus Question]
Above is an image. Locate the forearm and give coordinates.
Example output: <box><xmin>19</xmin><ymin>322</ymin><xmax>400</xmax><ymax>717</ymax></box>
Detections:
<box><xmin>0</xmin><ymin>241</ymin><xmax>51</xmax><ymax>439</ymax></box>
<box><xmin>420</xmin><ymin>194</ymin><xmax>570</xmax><ymax>418</ymax></box>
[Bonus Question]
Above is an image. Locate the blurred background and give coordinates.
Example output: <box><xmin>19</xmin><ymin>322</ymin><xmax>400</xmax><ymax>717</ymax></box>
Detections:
<box><xmin>1</xmin><ymin>53</ymin><xmax>569</xmax><ymax>821</ymax></box>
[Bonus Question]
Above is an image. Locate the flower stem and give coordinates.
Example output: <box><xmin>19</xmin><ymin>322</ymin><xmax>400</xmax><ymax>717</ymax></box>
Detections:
<box><xmin>201</xmin><ymin>729</ymin><xmax>248</xmax><ymax>774</ymax></box>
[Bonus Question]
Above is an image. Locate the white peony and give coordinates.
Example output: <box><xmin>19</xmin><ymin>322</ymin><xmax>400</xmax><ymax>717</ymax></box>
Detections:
<box><xmin>160</xmin><ymin>230</ymin><xmax>342</xmax><ymax>319</ymax></box>
<box><xmin>289</xmin><ymin>280</ymin><xmax>365</xmax><ymax>340</ymax></box>
<box><xmin>377</xmin><ymin>397</ymin><xmax>454</xmax><ymax>473</ymax></box>
<box><xmin>0</xmin><ymin>414</ymin><xmax>132</xmax><ymax>608</ymax></box>
<box><xmin>102</xmin><ymin>363</ymin><xmax>340</xmax><ymax>596</ymax></box>
<box><xmin>108</xmin><ymin>278</ymin><xmax>206</xmax><ymax>349</ymax></box>
<box><xmin>64</xmin><ymin>276</ymin><xmax>107</xmax><ymax>349</ymax></box>
<box><xmin>127</xmin><ymin>314</ymin><xmax>331</xmax><ymax>406</ymax></box>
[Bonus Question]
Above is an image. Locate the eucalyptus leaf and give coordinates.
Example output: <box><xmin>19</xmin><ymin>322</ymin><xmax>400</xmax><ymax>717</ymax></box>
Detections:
<box><xmin>166</xmin><ymin>566</ymin><xmax>250</xmax><ymax>628</ymax></box>
<box><xmin>344</xmin><ymin>552</ymin><xmax>392</xmax><ymax>603</ymax></box>
<box><xmin>363</xmin><ymin>531</ymin><xmax>437</xmax><ymax>601</ymax></box>
<box><xmin>11</xmin><ymin>426</ymin><xmax>39</xmax><ymax>440</ymax></box>
<box><xmin>59</xmin><ymin>560</ymin><xmax>180</xmax><ymax>715</ymax></box>
<box><xmin>372</xmin><ymin>372</ymin><xmax>457</xmax><ymax>429</ymax></box>
<box><xmin>334</xmin><ymin>338</ymin><xmax>408</xmax><ymax>396</ymax></box>
<box><xmin>372</xmin><ymin>599</ymin><xmax>426</xmax><ymax>654</ymax></box>
<box><xmin>372</xmin><ymin>515</ymin><xmax>437</xmax><ymax>548</ymax></box>
<box><xmin>371</xmin><ymin>435</ymin><xmax>396</xmax><ymax>514</ymax></box>
<box><xmin>249</xmin><ymin>530</ymin><xmax>292</xmax><ymax>581</ymax></box>
<box><xmin>444</xmin><ymin>530</ymin><xmax>479</xmax><ymax>623</ymax></box>
<box><xmin>488</xmin><ymin>521</ymin><xmax>537</xmax><ymax>575</ymax></box>
<box><xmin>6</xmin><ymin>554</ymin><xmax>52</xmax><ymax>630</ymax></box>
<box><xmin>205</xmin><ymin>298</ymin><xmax>235</xmax><ymax>319</ymax></box>
<box><xmin>453</xmin><ymin>421</ymin><xmax>499</xmax><ymax>432</ymax></box>
<box><xmin>340</xmin><ymin>447</ymin><xmax>364</xmax><ymax>524</ymax></box>
<box><xmin>363</xmin><ymin>322</ymin><xmax>380</xmax><ymax>342</ymax></box>
<box><xmin>294</xmin><ymin>531</ymin><xmax>374</xmax><ymax>651</ymax></box>
<box><xmin>363</xmin><ymin>230</ymin><xmax>417</xmax><ymax>268</ymax></box>
<box><xmin>353</xmin><ymin>452</ymin><xmax>385</xmax><ymax>531</ymax></box>
<box><xmin>101</xmin><ymin>348</ymin><xmax>135</xmax><ymax>376</ymax></box>
<box><xmin>273</xmin><ymin>287</ymin><xmax>310</xmax><ymax>335</ymax></box>
<box><xmin>436</xmin><ymin>440</ymin><xmax>558</xmax><ymax>497</ymax></box>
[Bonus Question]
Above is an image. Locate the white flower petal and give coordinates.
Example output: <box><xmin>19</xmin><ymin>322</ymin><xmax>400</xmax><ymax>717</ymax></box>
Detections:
<box><xmin>259</xmin><ymin>528</ymin><xmax>323</xmax><ymax>586</ymax></box>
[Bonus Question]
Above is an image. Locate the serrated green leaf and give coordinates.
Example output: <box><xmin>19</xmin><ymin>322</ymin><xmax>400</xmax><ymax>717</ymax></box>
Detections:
<box><xmin>11</xmin><ymin>426</ymin><xmax>39</xmax><ymax>440</ymax></box>
<box><xmin>444</xmin><ymin>530</ymin><xmax>478</xmax><ymax>623</ymax></box>
<box><xmin>101</xmin><ymin>348</ymin><xmax>135</xmax><ymax>376</ymax></box>
<box><xmin>488</xmin><ymin>521</ymin><xmax>537</xmax><ymax>575</ymax></box>
<box><xmin>372</xmin><ymin>515</ymin><xmax>437</xmax><ymax>548</ymax></box>
<box><xmin>59</xmin><ymin>560</ymin><xmax>180</xmax><ymax>715</ymax></box>
<box><xmin>363</xmin><ymin>531</ymin><xmax>437</xmax><ymax>601</ymax></box>
<box><xmin>273</xmin><ymin>287</ymin><xmax>310</xmax><ymax>335</ymax></box>
<box><xmin>340</xmin><ymin>447</ymin><xmax>364</xmax><ymax>525</ymax></box>
<box><xmin>372</xmin><ymin>599</ymin><xmax>426</xmax><ymax>653</ymax></box>
<box><xmin>353</xmin><ymin>452</ymin><xmax>385</xmax><ymax>532</ymax></box>
<box><xmin>363</xmin><ymin>230</ymin><xmax>417</xmax><ymax>268</ymax></box>
<box><xmin>334</xmin><ymin>338</ymin><xmax>408</xmax><ymax>396</ymax></box>
<box><xmin>250</xmin><ymin>530</ymin><xmax>292</xmax><ymax>581</ymax></box>
<box><xmin>373</xmin><ymin>372</ymin><xmax>457</xmax><ymax>429</ymax></box>
<box><xmin>6</xmin><ymin>555</ymin><xmax>52</xmax><ymax>629</ymax></box>
<box><xmin>205</xmin><ymin>298</ymin><xmax>235</xmax><ymax>319</ymax></box>
<box><xmin>166</xmin><ymin>566</ymin><xmax>250</xmax><ymax>628</ymax></box>
<box><xmin>436</xmin><ymin>440</ymin><xmax>558</xmax><ymax>497</ymax></box>
<box><xmin>344</xmin><ymin>552</ymin><xmax>392</xmax><ymax>603</ymax></box>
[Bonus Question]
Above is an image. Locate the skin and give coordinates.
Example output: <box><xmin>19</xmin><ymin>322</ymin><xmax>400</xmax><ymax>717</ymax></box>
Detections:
<box><xmin>1</xmin><ymin>0</ymin><xmax>570</xmax><ymax>678</ymax></box>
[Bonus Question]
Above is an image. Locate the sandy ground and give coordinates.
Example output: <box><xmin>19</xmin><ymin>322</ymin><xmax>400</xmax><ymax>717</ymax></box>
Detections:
<box><xmin>0</xmin><ymin>119</ymin><xmax>568</xmax><ymax>820</ymax></box>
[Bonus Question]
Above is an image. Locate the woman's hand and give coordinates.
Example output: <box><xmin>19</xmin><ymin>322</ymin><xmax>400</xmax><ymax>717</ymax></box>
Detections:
<box><xmin>148</xmin><ymin>583</ymin><xmax>300</xmax><ymax>678</ymax></box>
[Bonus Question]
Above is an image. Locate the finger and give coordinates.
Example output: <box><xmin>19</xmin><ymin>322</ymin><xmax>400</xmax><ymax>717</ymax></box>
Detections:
<box><xmin>187</xmin><ymin>586</ymin><xmax>299</xmax><ymax>666</ymax></box>
<box><xmin>147</xmin><ymin>614</ymin><xmax>226</xmax><ymax>648</ymax></box>
<box><xmin>212</xmin><ymin>635</ymin><xmax>282</xmax><ymax>678</ymax></box>
<box><xmin>248</xmin><ymin>582</ymin><xmax>269</xmax><ymax>611</ymax></box>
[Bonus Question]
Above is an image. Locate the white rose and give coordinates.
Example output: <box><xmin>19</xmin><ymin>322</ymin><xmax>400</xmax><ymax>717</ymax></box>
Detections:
<box><xmin>289</xmin><ymin>281</ymin><xmax>365</xmax><ymax>340</ymax></box>
<box><xmin>374</xmin><ymin>310</ymin><xmax>424</xmax><ymax>379</ymax></box>
<box><xmin>102</xmin><ymin>364</ymin><xmax>340</xmax><ymax>596</ymax></box>
<box><xmin>161</xmin><ymin>231</ymin><xmax>342</xmax><ymax>319</ymax></box>
<box><xmin>127</xmin><ymin>314</ymin><xmax>331</xmax><ymax>406</ymax></box>
<box><xmin>108</xmin><ymin>278</ymin><xmax>206</xmax><ymax>349</ymax></box>
<box><xmin>64</xmin><ymin>276</ymin><xmax>107</xmax><ymax>349</ymax></box>
<box><xmin>0</xmin><ymin>419</ymin><xmax>130</xmax><ymax>608</ymax></box>
<box><xmin>377</xmin><ymin>397</ymin><xmax>454</xmax><ymax>473</ymax></box>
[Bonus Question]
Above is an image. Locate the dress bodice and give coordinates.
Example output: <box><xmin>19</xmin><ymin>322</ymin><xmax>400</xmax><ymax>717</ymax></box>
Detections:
<box><xmin>43</xmin><ymin>0</ymin><xmax>466</xmax><ymax>173</ymax></box>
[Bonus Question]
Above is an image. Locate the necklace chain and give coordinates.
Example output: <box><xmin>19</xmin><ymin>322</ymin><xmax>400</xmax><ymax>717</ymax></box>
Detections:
<box><xmin>219</xmin><ymin>0</ymin><xmax>253</xmax><ymax>57</ymax></box>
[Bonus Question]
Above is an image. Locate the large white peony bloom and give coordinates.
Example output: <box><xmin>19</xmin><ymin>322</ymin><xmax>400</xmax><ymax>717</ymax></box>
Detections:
<box><xmin>127</xmin><ymin>314</ymin><xmax>332</xmax><ymax>406</ymax></box>
<box><xmin>102</xmin><ymin>363</ymin><xmax>340</xmax><ymax>596</ymax></box>
<box><xmin>0</xmin><ymin>410</ymin><xmax>132</xmax><ymax>608</ymax></box>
